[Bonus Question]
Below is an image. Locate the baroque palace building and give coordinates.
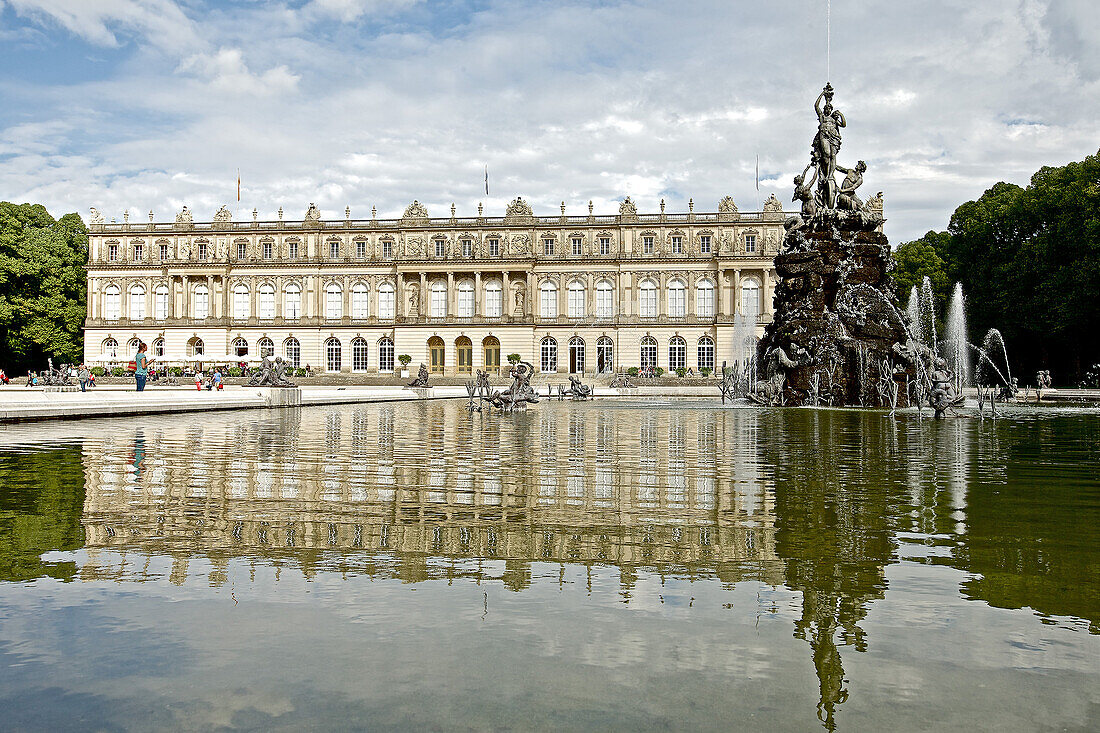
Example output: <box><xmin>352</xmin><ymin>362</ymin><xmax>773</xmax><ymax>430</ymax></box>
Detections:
<box><xmin>83</xmin><ymin>194</ymin><xmax>790</xmax><ymax>375</ymax></box>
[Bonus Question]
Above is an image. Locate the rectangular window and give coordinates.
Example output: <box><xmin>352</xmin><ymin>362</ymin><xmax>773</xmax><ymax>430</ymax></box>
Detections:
<box><xmin>133</xmin><ymin>244</ymin><xmax>143</xmax><ymax>260</ymax></box>
<box><xmin>700</xmin><ymin>235</ymin><xmax>711</xmax><ymax>254</ymax></box>
<box><xmin>568</xmin><ymin>287</ymin><xmax>585</xmax><ymax>318</ymax></box>
<box><xmin>194</xmin><ymin>290</ymin><xmax>208</xmax><ymax>319</ymax></box>
<box><xmin>572</xmin><ymin>237</ymin><xmax>582</xmax><ymax>256</ymax></box>
<box><xmin>671</xmin><ymin>236</ymin><xmax>683</xmax><ymax>254</ymax></box>
<box><xmin>640</xmin><ymin>288</ymin><xmax>657</xmax><ymax>318</ymax></box>
<box><xmin>237</xmin><ymin>242</ymin><xmax>247</xmax><ymax>259</ymax></box>
<box><xmin>234</xmin><ymin>289</ymin><xmax>250</xmax><ymax>320</ymax></box>
<box><xmin>130</xmin><ymin>290</ymin><xmax>145</xmax><ymax>320</ymax></box>
<box><xmin>326</xmin><ymin>289</ymin><xmax>342</xmax><ymax>319</ymax></box>
<box><xmin>457</xmin><ymin>288</ymin><xmax>474</xmax><ymax>317</ymax></box>
<box><xmin>330</xmin><ymin>241</ymin><xmax>340</xmax><ymax>258</ymax></box>
<box><xmin>745</xmin><ymin>234</ymin><xmax>756</xmax><ymax>253</ymax></box>
<box><xmin>461</xmin><ymin>239</ymin><xmax>472</xmax><ymax>257</ymax></box>
<box><xmin>356</xmin><ymin>240</ymin><xmax>366</xmax><ymax>258</ymax></box>
<box><xmin>543</xmin><ymin>238</ymin><xmax>554</xmax><ymax>256</ymax></box>
<box><xmin>485</xmin><ymin>287</ymin><xmax>502</xmax><ymax>318</ymax></box>
<box><xmin>431</xmin><ymin>286</ymin><xmax>447</xmax><ymax>317</ymax></box>
<box><xmin>600</xmin><ymin>237</ymin><xmax>610</xmax><ymax>255</ymax></box>
<box><xmin>263</xmin><ymin>242</ymin><xmax>273</xmax><ymax>259</ymax></box>
<box><xmin>382</xmin><ymin>240</ymin><xmax>392</xmax><ymax>258</ymax></box>
<box><xmin>435</xmin><ymin>240</ymin><xmax>445</xmax><ymax>257</ymax></box>
<box><xmin>352</xmin><ymin>288</ymin><xmax>369</xmax><ymax>319</ymax></box>
<box><xmin>379</xmin><ymin>341</ymin><xmax>394</xmax><ymax>372</ymax></box>
<box><xmin>288</xmin><ymin>241</ymin><xmax>298</xmax><ymax>258</ymax></box>
<box><xmin>259</xmin><ymin>289</ymin><xmax>275</xmax><ymax>319</ymax></box>
<box><xmin>105</xmin><ymin>290</ymin><xmax>120</xmax><ymax>320</ymax></box>
<box><xmin>540</xmin><ymin>288</ymin><xmax>557</xmax><ymax>318</ymax></box>
<box><xmin>285</xmin><ymin>290</ymin><xmax>301</xmax><ymax>319</ymax></box>
<box><xmin>643</xmin><ymin>236</ymin><xmax>654</xmax><ymax>255</ymax></box>
<box><xmin>668</xmin><ymin>287</ymin><xmax>686</xmax><ymax>317</ymax></box>
<box><xmin>379</xmin><ymin>288</ymin><xmax>394</xmax><ymax>319</ymax></box>
<box><xmin>108</xmin><ymin>244</ymin><xmax>118</xmax><ymax>262</ymax></box>
<box><xmin>154</xmin><ymin>289</ymin><xmax>168</xmax><ymax>320</ymax></box>
<box><xmin>198</xmin><ymin>243</ymin><xmax>208</xmax><ymax>260</ymax></box>
<box><xmin>596</xmin><ymin>287</ymin><xmax>613</xmax><ymax>318</ymax></box>
<box><xmin>488</xmin><ymin>238</ymin><xmax>499</xmax><ymax>257</ymax></box>
<box><xmin>159</xmin><ymin>243</ymin><xmax>169</xmax><ymax>260</ymax></box>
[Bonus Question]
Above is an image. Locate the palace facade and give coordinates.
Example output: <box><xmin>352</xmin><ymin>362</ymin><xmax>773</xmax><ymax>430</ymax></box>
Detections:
<box><xmin>83</xmin><ymin>195</ymin><xmax>788</xmax><ymax>376</ymax></box>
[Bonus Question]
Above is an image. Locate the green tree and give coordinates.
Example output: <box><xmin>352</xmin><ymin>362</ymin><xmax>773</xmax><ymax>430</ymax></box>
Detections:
<box><xmin>0</xmin><ymin>203</ymin><xmax>88</xmax><ymax>373</ymax></box>
<box><xmin>892</xmin><ymin>231</ymin><xmax>951</xmax><ymax>309</ymax></box>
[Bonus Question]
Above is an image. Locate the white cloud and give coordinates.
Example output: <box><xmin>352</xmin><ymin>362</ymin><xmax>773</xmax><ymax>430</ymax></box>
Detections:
<box><xmin>5</xmin><ymin>0</ymin><xmax>200</xmax><ymax>51</ymax></box>
<box><xmin>178</xmin><ymin>48</ymin><xmax>300</xmax><ymax>96</ymax></box>
<box><xmin>304</xmin><ymin>0</ymin><xmax>423</xmax><ymax>23</ymax></box>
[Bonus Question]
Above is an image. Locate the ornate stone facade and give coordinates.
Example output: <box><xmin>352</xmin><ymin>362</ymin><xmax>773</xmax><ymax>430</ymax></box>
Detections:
<box><xmin>83</xmin><ymin>199</ymin><xmax>785</xmax><ymax>375</ymax></box>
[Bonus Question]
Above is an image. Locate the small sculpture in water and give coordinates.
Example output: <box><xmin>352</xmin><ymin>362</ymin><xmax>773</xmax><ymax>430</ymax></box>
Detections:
<box><xmin>465</xmin><ymin>369</ymin><xmax>493</xmax><ymax>411</ymax></box>
<box><xmin>559</xmin><ymin>375</ymin><xmax>593</xmax><ymax>400</ymax></box>
<box><xmin>408</xmin><ymin>364</ymin><xmax>429</xmax><ymax>388</ymax></box>
<box><xmin>929</xmin><ymin>358</ymin><xmax>958</xmax><ymax>418</ymax></box>
<box><xmin>489</xmin><ymin>360</ymin><xmax>539</xmax><ymax>411</ymax></box>
<box><xmin>609</xmin><ymin>372</ymin><xmax>636</xmax><ymax>388</ymax></box>
<box><xmin>249</xmin><ymin>355</ymin><xmax>297</xmax><ymax>387</ymax></box>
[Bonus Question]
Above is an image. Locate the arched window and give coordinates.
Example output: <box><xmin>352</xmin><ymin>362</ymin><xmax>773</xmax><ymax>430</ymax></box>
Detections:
<box><xmin>741</xmin><ymin>278</ymin><xmax>761</xmax><ymax>318</ymax></box>
<box><xmin>193</xmin><ymin>284</ymin><xmax>209</xmax><ymax>319</ymax></box>
<box><xmin>597</xmin><ymin>336</ymin><xmax>614</xmax><ymax>373</ymax></box>
<box><xmin>428</xmin><ymin>336</ymin><xmax>445</xmax><ymax>373</ymax></box>
<box><xmin>698</xmin><ymin>336</ymin><xmax>715</xmax><ymax>371</ymax></box>
<box><xmin>596</xmin><ymin>279</ymin><xmax>614</xmax><ymax>318</ymax></box>
<box><xmin>696</xmin><ymin>278</ymin><xmax>715</xmax><ymax>318</ymax></box>
<box><xmin>351</xmin><ymin>336</ymin><xmax>369</xmax><ymax>371</ymax></box>
<box><xmin>640</xmin><ymin>336</ymin><xmax>657</xmax><ymax>370</ymax></box>
<box><xmin>104</xmin><ymin>285</ymin><xmax>121</xmax><ymax>321</ymax></box>
<box><xmin>154</xmin><ymin>284</ymin><xmax>169</xmax><ymax>320</ymax></box>
<box><xmin>127</xmin><ymin>337</ymin><xmax>141</xmax><ymax>356</ymax></box>
<box><xmin>152</xmin><ymin>337</ymin><xmax>165</xmax><ymax>358</ymax></box>
<box><xmin>430</xmin><ymin>281</ymin><xmax>447</xmax><ymax>318</ymax></box>
<box><xmin>456</xmin><ymin>336</ymin><xmax>473</xmax><ymax>373</ymax></box>
<box><xmin>484</xmin><ymin>280</ymin><xmax>502</xmax><ymax>318</ymax></box>
<box><xmin>567</xmin><ymin>280</ymin><xmax>586</xmax><ymax>318</ymax></box>
<box><xmin>668</xmin><ymin>336</ymin><xmax>686</xmax><ymax>370</ymax></box>
<box><xmin>285</xmin><ymin>337</ymin><xmax>301</xmax><ymax>367</ymax></box>
<box><xmin>540</xmin><ymin>336</ymin><xmax>558</xmax><ymax>373</ymax></box>
<box><xmin>378</xmin><ymin>282</ymin><xmax>395</xmax><ymax>319</ymax></box>
<box><xmin>325</xmin><ymin>283</ymin><xmax>343</xmax><ymax>320</ymax></box>
<box><xmin>540</xmin><ymin>280</ymin><xmax>558</xmax><ymax>318</ymax></box>
<box><xmin>284</xmin><ymin>283</ymin><xmax>301</xmax><ymax>320</ymax></box>
<box><xmin>351</xmin><ymin>283</ymin><xmax>369</xmax><ymax>319</ymax></box>
<box><xmin>187</xmin><ymin>336</ymin><xmax>204</xmax><ymax>358</ymax></box>
<box><xmin>258</xmin><ymin>283</ymin><xmax>275</xmax><ymax>320</ymax></box>
<box><xmin>568</xmin><ymin>336</ymin><xmax>585</xmax><ymax>374</ymax></box>
<box><xmin>102</xmin><ymin>337</ymin><xmax>118</xmax><ymax>359</ymax></box>
<box><xmin>232</xmin><ymin>337</ymin><xmax>249</xmax><ymax>358</ymax></box>
<box><xmin>456</xmin><ymin>280</ymin><xmax>474</xmax><ymax>317</ymax></box>
<box><xmin>325</xmin><ymin>337</ymin><xmax>342</xmax><ymax>372</ymax></box>
<box><xmin>129</xmin><ymin>284</ymin><xmax>146</xmax><ymax>320</ymax></box>
<box><xmin>233</xmin><ymin>284</ymin><xmax>250</xmax><ymax>320</ymax></box>
<box><xmin>667</xmin><ymin>279</ymin><xmax>686</xmax><ymax>318</ymax></box>
<box><xmin>378</xmin><ymin>337</ymin><xmax>394</xmax><ymax>372</ymax></box>
<box><xmin>483</xmin><ymin>335</ymin><xmax>500</xmax><ymax>374</ymax></box>
<box><xmin>639</xmin><ymin>279</ymin><xmax>658</xmax><ymax>318</ymax></box>
<box><xmin>258</xmin><ymin>337</ymin><xmax>274</xmax><ymax>358</ymax></box>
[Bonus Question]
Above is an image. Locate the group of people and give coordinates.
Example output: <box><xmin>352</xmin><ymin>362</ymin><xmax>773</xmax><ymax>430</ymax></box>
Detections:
<box><xmin>192</xmin><ymin>368</ymin><xmax>225</xmax><ymax>391</ymax></box>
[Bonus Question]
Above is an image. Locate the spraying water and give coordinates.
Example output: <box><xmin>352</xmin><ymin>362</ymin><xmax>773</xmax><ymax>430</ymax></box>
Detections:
<box><xmin>920</xmin><ymin>276</ymin><xmax>938</xmax><ymax>353</ymax></box>
<box><xmin>944</xmin><ymin>282</ymin><xmax>971</xmax><ymax>391</ymax></box>
<box><xmin>906</xmin><ymin>285</ymin><xmax>923</xmax><ymax>345</ymax></box>
<box><xmin>980</xmin><ymin>328</ymin><xmax>1012</xmax><ymax>388</ymax></box>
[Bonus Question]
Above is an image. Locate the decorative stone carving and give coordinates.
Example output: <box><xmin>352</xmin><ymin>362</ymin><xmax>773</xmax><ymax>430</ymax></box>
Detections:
<box><xmin>406</xmin><ymin>236</ymin><xmax>424</xmax><ymax>257</ymax></box>
<box><xmin>304</xmin><ymin>203</ymin><xmax>321</xmax><ymax>227</ymax></box>
<box><xmin>89</xmin><ymin>208</ymin><xmax>104</xmax><ymax>225</ymax></box>
<box><xmin>762</xmin><ymin>194</ymin><xmax>783</xmax><ymax>214</ymax></box>
<box><xmin>619</xmin><ymin>197</ymin><xmax>638</xmax><ymax>221</ymax></box>
<box><xmin>401</xmin><ymin>200</ymin><xmax>430</xmax><ymax>225</ymax></box>
<box><xmin>510</xmin><ymin>233</ymin><xmax>530</xmax><ymax>255</ymax></box>
<box><xmin>408</xmin><ymin>363</ymin><xmax>429</xmax><ymax>388</ymax></box>
<box><xmin>505</xmin><ymin>196</ymin><xmax>533</xmax><ymax>220</ymax></box>
<box><xmin>513</xmin><ymin>285</ymin><xmax>526</xmax><ymax>316</ymax></box>
<box><xmin>406</xmin><ymin>284</ymin><xmax>420</xmax><ymax>316</ymax></box>
<box><xmin>865</xmin><ymin>191</ymin><xmax>884</xmax><ymax>215</ymax></box>
<box><xmin>175</xmin><ymin>207</ymin><xmax>193</xmax><ymax>229</ymax></box>
<box><xmin>213</xmin><ymin>206</ymin><xmax>232</xmax><ymax>228</ymax></box>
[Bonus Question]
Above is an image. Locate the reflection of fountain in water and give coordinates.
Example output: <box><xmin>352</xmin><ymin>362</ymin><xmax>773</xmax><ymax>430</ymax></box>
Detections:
<box><xmin>944</xmin><ymin>283</ymin><xmax>971</xmax><ymax>392</ymax></box>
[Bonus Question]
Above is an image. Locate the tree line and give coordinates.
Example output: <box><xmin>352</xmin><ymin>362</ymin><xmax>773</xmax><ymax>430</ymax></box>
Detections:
<box><xmin>0</xmin><ymin>202</ymin><xmax>87</xmax><ymax>376</ymax></box>
<box><xmin>892</xmin><ymin>150</ymin><xmax>1100</xmax><ymax>386</ymax></box>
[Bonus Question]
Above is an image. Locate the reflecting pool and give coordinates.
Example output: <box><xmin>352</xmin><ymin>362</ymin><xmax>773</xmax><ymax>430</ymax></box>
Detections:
<box><xmin>1</xmin><ymin>401</ymin><xmax>1098</xmax><ymax>731</ymax></box>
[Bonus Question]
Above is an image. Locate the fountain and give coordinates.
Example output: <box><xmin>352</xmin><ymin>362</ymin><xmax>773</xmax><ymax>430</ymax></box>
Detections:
<box><xmin>906</xmin><ymin>286</ymin><xmax>923</xmax><ymax>346</ymax></box>
<box><xmin>753</xmin><ymin>83</ymin><xmax>935</xmax><ymax>408</ymax></box>
<box><xmin>944</xmin><ymin>283</ymin><xmax>971</xmax><ymax>393</ymax></box>
<box><xmin>920</xmin><ymin>276</ymin><xmax>938</xmax><ymax>354</ymax></box>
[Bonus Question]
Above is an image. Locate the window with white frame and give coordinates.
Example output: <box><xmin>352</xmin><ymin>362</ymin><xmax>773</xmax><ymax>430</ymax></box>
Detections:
<box><xmin>351</xmin><ymin>283</ymin><xmax>369</xmax><ymax>319</ymax></box>
<box><xmin>259</xmin><ymin>284</ymin><xmax>275</xmax><ymax>320</ymax></box>
<box><xmin>698</xmin><ymin>336</ymin><xmax>715</xmax><ymax>371</ymax></box>
<box><xmin>435</xmin><ymin>239</ymin><xmax>446</xmax><ymax>257</ymax></box>
<box><xmin>288</xmin><ymin>240</ymin><xmax>299</xmax><ymax>258</ymax></box>
<box><xmin>263</xmin><ymin>241</ymin><xmax>273</xmax><ymax>259</ymax></box>
<box><xmin>488</xmin><ymin>238</ymin><xmax>499</xmax><ymax>257</ymax></box>
<box><xmin>154</xmin><ymin>284</ymin><xmax>169</xmax><ymax>320</ymax></box>
<box><xmin>639</xmin><ymin>279</ymin><xmax>658</xmax><ymax>317</ymax></box>
<box><xmin>700</xmin><ymin>235</ymin><xmax>711</xmax><ymax>254</ymax></box>
<box><xmin>430</xmin><ymin>281</ymin><xmax>447</xmax><ymax>317</ymax></box>
<box><xmin>543</xmin><ymin>238</ymin><xmax>555</xmax><ymax>256</ymax></box>
<box><xmin>696</xmin><ymin>278</ymin><xmax>715</xmax><ymax>317</ymax></box>
<box><xmin>567</xmin><ymin>280</ymin><xmax>586</xmax><ymax>318</ymax></box>
<box><xmin>325</xmin><ymin>283</ymin><xmax>343</xmax><ymax>320</ymax></box>
<box><xmin>153</xmin><ymin>338</ymin><xmax>165</xmax><ymax>358</ymax></box>
<box><xmin>741</xmin><ymin>278</ymin><xmax>761</xmax><ymax>317</ymax></box>
<box><xmin>329</xmin><ymin>241</ymin><xmax>340</xmax><ymax>258</ymax></box>
<box><xmin>671</xmin><ymin>236</ymin><xmax>683</xmax><ymax>254</ymax></box>
<box><xmin>668</xmin><ymin>279</ymin><xmax>686</xmax><ymax>318</ymax></box>
<box><xmin>668</xmin><ymin>336</ymin><xmax>686</xmax><ymax>370</ymax></box>
<box><xmin>188</xmin><ymin>337</ymin><xmax>204</xmax><ymax>357</ymax></box>
<box><xmin>640</xmin><ymin>336</ymin><xmax>657</xmax><ymax>370</ymax></box>
<box><xmin>461</xmin><ymin>239</ymin><xmax>472</xmax><ymax>257</ymax></box>
<box><xmin>197</xmin><ymin>242</ymin><xmax>208</xmax><ymax>259</ymax></box>
<box><xmin>596</xmin><ymin>280</ymin><xmax>613</xmax><ymax>318</ymax></box>
<box><xmin>102</xmin><ymin>338</ymin><xmax>118</xmax><ymax>359</ymax></box>
<box><xmin>378</xmin><ymin>337</ymin><xmax>394</xmax><ymax>372</ymax></box>
<box><xmin>600</xmin><ymin>236</ymin><xmax>611</xmax><ymax>255</ymax></box>
<box><xmin>484</xmin><ymin>280</ymin><xmax>502</xmax><ymax>317</ymax></box>
<box><xmin>133</xmin><ymin>244</ymin><xmax>143</xmax><ymax>260</ymax></box>
<box><xmin>233</xmin><ymin>337</ymin><xmax>249</xmax><ymax>358</ymax></box>
<box><xmin>284</xmin><ymin>284</ymin><xmax>301</xmax><ymax>320</ymax></box>
<box><xmin>356</xmin><ymin>240</ymin><xmax>367</xmax><ymax>258</ymax></box>
<box><xmin>193</xmin><ymin>285</ymin><xmax>209</xmax><ymax>319</ymax></box>
<box><xmin>237</xmin><ymin>242</ymin><xmax>247</xmax><ymax>259</ymax></box>
<box><xmin>258</xmin><ymin>337</ymin><xmax>274</xmax><ymax>358</ymax></box>
<box><xmin>325</xmin><ymin>338</ymin><xmax>342</xmax><ymax>372</ymax></box>
<box><xmin>159</xmin><ymin>243</ymin><xmax>169</xmax><ymax>260</ymax></box>
<box><xmin>457</xmin><ymin>280</ymin><xmax>474</xmax><ymax>317</ymax></box>
<box><xmin>351</xmin><ymin>337</ymin><xmax>369</xmax><ymax>371</ymax></box>
<box><xmin>572</xmin><ymin>237</ymin><xmax>582</xmax><ymax>256</ymax></box>
<box><xmin>378</xmin><ymin>282</ymin><xmax>395</xmax><ymax>319</ymax></box>
<box><xmin>233</xmin><ymin>284</ymin><xmax>250</xmax><ymax>320</ymax></box>
<box><xmin>643</xmin><ymin>236</ymin><xmax>654</xmax><ymax>254</ymax></box>
<box><xmin>382</xmin><ymin>239</ymin><xmax>393</xmax><ymax>258</ymax></box>
<box><xmin>129</xmin><ymin>284</ymin><xmax>146</xmax><ymax>320</ymax></box>
<box><xmin>285</xmin><ymin>337</ymin><xmax>301</xmax><ymax>367</ymax></box>
<box><xmin>540</xmin><ymin>337</ymin><xmax>558</xmax><ymax>373</ymax></box>
<box><xmin>540</xmin><ymin>281</ymin><xmax>558</xmax><ymax>318</ymax></box>
<box><xmin>745</xmin><ymin>234</ymin><xmax>756</xmax><ymax>253</ymax></box>
<box><xmin>108</xmin><ymin>244</ymin><xmax>118</xmax><ymax>261</ymax></box>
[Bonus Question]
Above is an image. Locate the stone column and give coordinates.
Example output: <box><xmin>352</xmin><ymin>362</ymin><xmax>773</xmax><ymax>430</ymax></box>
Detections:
<box><xmin>557</xmin><ymin>275</ymin><xmax>566</xmax><ymax>319</ymax></box>
<box><xmin>502</xmin><ymin>271</ymin><xmax>510</xmax><ymax>317</ymax></box>
<box><xmin>474</xmin><ymin>271</ymin><xmax>482</xmax><ymax>316</ymax></box>
<box><xmin>396</xmin><ymin>272</ymin><xmax>404</xmax><ymax>318</ymax></box>
<box><xmin>181</xmin><ymin>275</ymin><xmax>188</xmax><ymax>319</ymax></box>
<box><xmin>207</xmin><ymin>275</ymin><xmax>215</xmax><ymax>319</ymax></box>
<box><xmin>733</xmin><ymin>268</ymin><xmax>741</xmax><ymax>316</ymax></box>
<box><xmin>446</xmin><ymin>271</ymin><xmax>455</xmax><ymax>315</ymax></box>
<box><xmin>688</xmin><ymin>274</ymin><xmax>696</xmax><ymax>317</ymax></box>
<box><xmin>764</xmin><ymin>267</ymin><xmax>774</xmax><ymax>315</ymax></box>
<box><xmin>420</xmin><ymin>272</ymin><xmax>427</xmax><ymax>317</ymax></box>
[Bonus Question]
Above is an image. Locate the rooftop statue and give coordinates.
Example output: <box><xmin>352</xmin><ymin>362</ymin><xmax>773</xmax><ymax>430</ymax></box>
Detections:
<box><xmin>213</xmin><ymin>205</ymin><xmax>232</xmax><ymax>224</ymax></box>
<box><xmin>304</xmin><ymin>203</ymin><xmax>321</xmax><ymax>223</ymax></box>
<box><xmin>401</xmin><ymin>200</ymin><xmax>430</xmax><ymax>223</ymax></box>
<box><xmin>619</xmin><ymin>197</ymin><xmax>638</xmax><ymax>219</ymax></box>
<box><xmin>505</xmin><ymin>196</ymin><xmax>534</xmax><ymax>220</ymax></box>
<box><xmin>89</xmin><ymin>207</ymin><xmax>104</xmax><ymax>225</ymax></box>
<box><xmin>175</xmin><ymin>206</ymin><xmax>193</xmax><ymax>228</ymax></box>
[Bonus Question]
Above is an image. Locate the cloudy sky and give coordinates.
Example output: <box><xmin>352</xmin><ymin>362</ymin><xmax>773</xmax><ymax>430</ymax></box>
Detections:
<box><xmin>0</xmin><ymin>0</ymin><xmax>1097</xmax><ymax>241</ymax></box>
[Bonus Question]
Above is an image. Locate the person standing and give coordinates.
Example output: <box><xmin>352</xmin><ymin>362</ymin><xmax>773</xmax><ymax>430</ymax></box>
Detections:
<box><xmin>78</xmin><ymin>364</ymin><xmax>91</xmax><ymax>392</ymax></box>
<box><xmin>195</xmin><ymin>369</ymin><xmax>204</xmax><ymax>391</ymax></box>
<box><xmin>134</xmin><ymin>342</ymin><xmax>152</xmax><ymax>392</ymax></box>
<box><xmin>213</xmin><ymin>369</ymin><xmax>223</xmax><ymax>391</ymax></box>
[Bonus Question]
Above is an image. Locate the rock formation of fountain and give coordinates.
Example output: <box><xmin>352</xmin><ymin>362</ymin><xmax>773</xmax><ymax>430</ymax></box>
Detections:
<box><xmin>754</xmin><ymin>83</ymin><xmax>935</xmax><ymax>408</ymax></box>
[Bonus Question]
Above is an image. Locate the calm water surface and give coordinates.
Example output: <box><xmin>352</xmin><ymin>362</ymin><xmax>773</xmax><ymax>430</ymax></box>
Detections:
<box><xmin>0</xmin><ymin>400</ymin><xmax>1098</xmax><ymax>731</ymax></box>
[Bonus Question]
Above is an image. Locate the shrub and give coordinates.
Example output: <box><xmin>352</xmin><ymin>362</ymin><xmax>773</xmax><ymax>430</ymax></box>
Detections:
<box><xmin>675</xmin><ymin>367</ymin><xmax>686</xmax><ymax>378</ymax></box>
<box><xmin>168</xmin><ymin>367</ymin><xmax>183</xmax><ymax>377</ymax></box>
<box><xmin>507</xmin><ymin>353</ymin><xmax>521</xmax><ymax>364</ymax></box>
<box><xmin>398</xmin><ymin>354</ymin><xmax>413</xmax><ymax>367</ymax></box>
<box><xmin>110</xmin><ymin>366</ymin><xmax>125</xmax><ymax>377</ymax></box>
<box><xmin>227</xmin><ymin>367</ymin><xmax>244</xmax><ymax>378</ymax></box>
<box><xmin>700</xmin><ymin>367</ymin><xmax>712</xmax><ymax>378</ymax></box>
<box><xmin>655</xmin><ymin>367</ymin><xmax>665</xmax><ymax>377</ymax></box>
<box><xmin>294</xmin><ymin>367</ymin><xmax>307</xmax><ymax>377</ymax></box>
<box><xmin>91</xmin><ymin>366</ymin><xmax>106</xmax><ymax>377</ymax></box>
<box><xmin>626</xmin><ymin>367</ymin><xmax>639</xmax><ymax>377</ymax></box>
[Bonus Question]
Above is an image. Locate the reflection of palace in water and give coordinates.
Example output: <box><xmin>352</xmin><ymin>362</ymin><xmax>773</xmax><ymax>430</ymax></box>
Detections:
<box><xmin>79</xmin><ymin>403</ymin><xmax>785</xmax><ymax>590</ymax></box>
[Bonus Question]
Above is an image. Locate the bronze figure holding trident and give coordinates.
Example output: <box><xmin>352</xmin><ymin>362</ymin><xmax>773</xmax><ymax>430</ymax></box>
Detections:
<box><xmin>813</xmin><ymin>83</ymin><xmax>846</xmax><ymax>209</ymax></box>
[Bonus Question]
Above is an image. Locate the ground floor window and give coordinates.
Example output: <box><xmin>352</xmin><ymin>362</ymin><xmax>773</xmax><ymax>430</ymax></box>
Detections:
<box><xmin>378</xmin><ymin>338</ymin><xmax>394</xmax><ymax>372</ymax></box>
<box><xmin>640</xmin><ymin>337</ymin><xmax>657</xmax><ymax>370</ymax></box>
<box><xmin>569</xmin><ymin>337</ymin><xmax>585</xmax><ymax>374</ymax></box>
<box><xmin>597</xmin><ymin>337</ymin><xmax>613</xmax><ymax>373</ymax></box>
<box><xmin>352</xmin><ymin>337</ymin><xmax>369</xmax><ymax>371</ymax></box>
<box><xmin>429</xmin><ymin>337</ymin><xmax>445</xmax><ymax>373</ymax></box>
<box><xmin>541</xmin><ymin>337</ymin><xmax>558</xmax><ymax>373</ymax></box>
<box><xmin>698</xmin><ymin>336</ymin><xmax>715</xmax><ymax>371</ymax></box>
<box><xmin>325</xmin><ymin>338</ymin><xmax>342</xmax><ymax>372</ymax></box>
<box><xmin>669</xmin><ymin>337</ymin><xmax>686</xmax><ymax>371</ymax></box>
<box><xmin>285</xmin><ymin>338</ymin><xmax>300</xmax><ymax>367</ymax></box>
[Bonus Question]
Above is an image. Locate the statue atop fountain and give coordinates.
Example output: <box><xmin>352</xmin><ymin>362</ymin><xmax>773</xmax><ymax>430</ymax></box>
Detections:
<box><xmin>755</xmin><ymin>84</ymin><xmax>933</xmax><ymax>408</ymax></box>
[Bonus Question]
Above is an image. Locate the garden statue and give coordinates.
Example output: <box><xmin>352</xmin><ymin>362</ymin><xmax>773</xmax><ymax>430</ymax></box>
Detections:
<box><xmin>408</xmin><ymin>363</ymin><xmax>429</xmax><ymax>388</ymax></box>
<box><xmin>489</xmin><ymin>360</ymin><xmax>539</xmax><ymax>411</ymax></box>
<box><xmin>609</xmin><ymin>372</ymin><xmax>635</xmax><ymax>388</ymax></box>
<box><xmin>250</xmin><ymin>355</ymin><xmax>297</xmax><ymax>387</ymax></box>
<box><xmin>562</xmin><ymin>375</ymin><xmax>593</xmax><ymax>400</ymax></box>
<box><xmin>929</xmin><ymin>358</ymin><xmax>957</xmax><ymax>418</ymax></box>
